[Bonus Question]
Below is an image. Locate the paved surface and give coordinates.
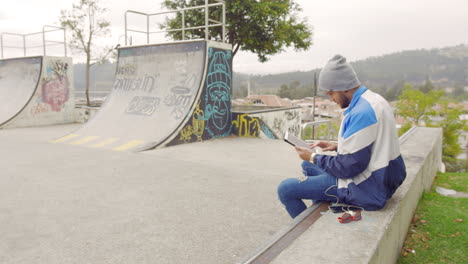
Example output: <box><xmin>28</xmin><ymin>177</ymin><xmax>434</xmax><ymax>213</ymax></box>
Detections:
<box><xmin>0</xmin><ymin>57</ymin><xmax>42</xmax><ymax>126</ymax></box>
<box><xmin>0</xmin><ymin>124</ymin><xmax>302</xmax><ymax>264</ymax></box>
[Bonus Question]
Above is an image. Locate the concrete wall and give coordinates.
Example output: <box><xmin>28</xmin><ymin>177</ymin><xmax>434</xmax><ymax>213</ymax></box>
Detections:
<box><xmin>269</xmin><ymin>127</ymin><xmax>442</xmax><ymax>264</ymax></box>
<box><xmin>232</xmin><ymin>107</ymin><xmax>302</xmax><ymax>139</ymax></box>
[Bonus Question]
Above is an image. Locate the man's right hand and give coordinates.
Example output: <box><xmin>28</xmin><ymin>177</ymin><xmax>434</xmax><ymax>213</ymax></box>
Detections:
<box><xmin>310</xmin><ymin>141</ymin><xmax>337</xmax><ymax>152</ymax></box>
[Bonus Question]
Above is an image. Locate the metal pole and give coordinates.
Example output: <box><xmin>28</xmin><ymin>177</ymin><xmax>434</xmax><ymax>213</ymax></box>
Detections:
<box><xmin>42</xmin><ymin>28</ymin><xmax>46</xmax><ymax>56</ymax></box>
<box><xmin>64</xmin><ymin>28</ymin><xmax>67</xmax><ymax>57</ymax></box>
<box><xmin>222</xmin><ymin>1</ymin><xmax>226</xmax><ymax>42</ymax></box>
<box><xmin>312</xmin><ymin>72</ymin><xmax>317</xmax><ymax>139</ymax></box>
<box><xmin>0</xmin><ymin>34</ymin><xmax>3</xmax><ymax>58</ymax></box>
<box><xmin>182</xmin><ymin>11</ymin><xmax>185</xmax><ymax>41</ymax></box>
<box><xmin>147</xmin><ymin>14</ymin><xmax>150</xmax><ymax>44</ymax></box>
<box><xmin>23</xmin><ymin>35</ymin><xmax>27</xmax><ymax>56</ymax></box>
<box><xmin>124</xmin><ymin>12</ymin><xmax>128</xmax><ymax>46</ymax></box>
<box><xmin>204</xmin><ymin>0</ymin><xmax>209</xmax><ymax>40</ymax></box>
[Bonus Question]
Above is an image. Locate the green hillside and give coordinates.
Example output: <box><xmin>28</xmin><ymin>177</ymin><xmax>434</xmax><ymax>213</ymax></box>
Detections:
<box><xmin>233</xmin><ymin>44</ymin><xmax>468</xmax><ymax>99</ymax></box>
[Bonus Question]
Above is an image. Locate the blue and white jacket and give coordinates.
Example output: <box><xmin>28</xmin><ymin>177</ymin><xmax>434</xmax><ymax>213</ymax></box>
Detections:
<box><xmin>314</xmin><ymin>86</ymin><xmax>406</xmax><ymax>210</ymax></box>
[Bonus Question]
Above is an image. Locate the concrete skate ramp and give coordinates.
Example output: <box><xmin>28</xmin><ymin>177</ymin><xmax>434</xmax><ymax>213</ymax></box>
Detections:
<box><xmin>0</xmin><ymin>56</ymin><xmax>75</xmax><ymax>128</ymax></box>
<box><xmin>0</xmin><ymin>57</ymin><xmax>42</xmax><ymax>126</ymax></box>
<box><xmin>56</xmin><ymin>41</ymin><xmax>207</xmax><ymax>151</ymax></box>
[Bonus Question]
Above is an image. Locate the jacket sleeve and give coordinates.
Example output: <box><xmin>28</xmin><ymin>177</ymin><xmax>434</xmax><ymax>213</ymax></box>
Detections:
<box><xmin>314</xmin><ymin>143</ymin><xmax>373</xmax><ymax>179</ymax></box>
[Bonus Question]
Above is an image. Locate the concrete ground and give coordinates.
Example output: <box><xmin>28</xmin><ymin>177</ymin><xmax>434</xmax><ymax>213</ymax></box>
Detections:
<box><xmin>0</xmin><ymin>124</ymin><xmax>301</xmax><ymax>264</ymax></box>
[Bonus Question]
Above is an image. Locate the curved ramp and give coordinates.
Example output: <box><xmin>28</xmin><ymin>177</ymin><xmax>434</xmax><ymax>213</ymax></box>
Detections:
<box><xmin>53</xmin><ymin>41</ymin><xmax>234</xmax><ymax>151</ymax></box>
<box><xmin>0</xmin><ymin>56</ymin><xmax>75</xmax><ymax>128</ymax></box>
<box><xmin>0</xmin><ymin>57</ymin><xmax>42</xmax><ymax>126</ymax></box>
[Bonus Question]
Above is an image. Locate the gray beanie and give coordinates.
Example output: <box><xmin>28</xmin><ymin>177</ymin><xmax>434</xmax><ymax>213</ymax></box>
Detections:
<box><xmin>318</xmin><ymin>55</ymin><xmax>361</xmax><ymax>91</ymax></box>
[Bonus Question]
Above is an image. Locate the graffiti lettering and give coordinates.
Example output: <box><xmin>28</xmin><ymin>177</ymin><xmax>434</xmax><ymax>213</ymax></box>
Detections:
<box><xmin>47</xmin><ymin>60</ymin><xmax>68</xmax><ymax>78</ymax></box>
<box><xmin>273</xmin><ymin>117</ymin><xmax>284</xmax><ymax>135</ymax></box>
<box><xmin>126</xmin><ymin>96</ymin><xmax>160</xmax><ymax>116</ymax></box>
<box><xmin>288</xmin><ymin>124</ymin><xmax>301</xmax><ymax>136</ymax></box>
<box><xmin>116</xmin><ymin>64</ymin><xmax>137</xmax><ymax>75</ymax></box>
<box><xmin>232</xmin><ymin>114</ymin><xmax>260</xmax><ymax>138</ymax></box>
<box><xmin>114</xmin><ymin>74</ymin><xmax>158</xmax><ymax>93</ymax></box>
<box><xmin>284</xmin><ymin>110</ymin><xmax>299</xmax><ymax>121</ymax></box>
<box><xmin>179</xmin><ymin>101</ymin><xmax>205</xmax><ymax>142</ymax></box>
<box><xmin>164</xmin><ymin>93</ymin><xmax>192</xmax><ymax>107</ymax></box>
<box><xmin>164</xmin><ymin>85</ymin><xmax>193</xmax><ymax>119</ymax></box>
<box><xmin>30</xmin><ymin>103</ymin><xmax>50</xmax><ymax>116</ymax></box>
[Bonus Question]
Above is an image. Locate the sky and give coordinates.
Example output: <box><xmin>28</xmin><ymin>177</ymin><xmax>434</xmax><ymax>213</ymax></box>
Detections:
<box><xmin>0</xmin><ymin>0</ymin><xmax>467</xmax><ymax>75</ymax></box>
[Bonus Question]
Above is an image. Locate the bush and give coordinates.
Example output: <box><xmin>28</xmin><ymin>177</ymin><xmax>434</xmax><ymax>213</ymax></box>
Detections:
<box><xmin>443</xmin><ymin>156</ymin><xmax>468</xmax><ymax>173</ymax></box>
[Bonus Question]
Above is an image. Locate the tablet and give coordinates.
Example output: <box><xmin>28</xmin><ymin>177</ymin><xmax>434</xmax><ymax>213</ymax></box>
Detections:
<box><xmin>284</xmin><ymin>131</ymin><xmax>316</xmax><ymax>152</ymax></box>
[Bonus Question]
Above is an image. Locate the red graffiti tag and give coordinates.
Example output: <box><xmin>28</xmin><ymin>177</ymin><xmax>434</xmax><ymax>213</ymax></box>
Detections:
<box><xmin>41</xmin><ymin>77</ymin><xmax>70</xmax><ymax>111</ymax></box>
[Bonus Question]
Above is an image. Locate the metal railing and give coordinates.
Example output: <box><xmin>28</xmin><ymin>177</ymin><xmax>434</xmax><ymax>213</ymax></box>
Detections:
<box><xmin>302</xmin><ymin>120</ymin><xmax>333</xmax><ymax>141</ymax></box>
<box><xmin>0</xmin><ymin>25</ymin><xmax>67</xmax><ymax>59</ymax></box>
<box><xmin>124</xmin><ymin>0</ymin><xmax>226</xmax><ymax>46</ymax></box>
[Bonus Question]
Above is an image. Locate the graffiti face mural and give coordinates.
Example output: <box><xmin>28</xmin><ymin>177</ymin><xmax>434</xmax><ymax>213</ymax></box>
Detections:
<box><xmin>204</xmin><ymin>48</ymin><xmax>232</xmax><ymax>137</ymax></box>
<box><xmin>167</xmin><ymin>47</ymin><xmax>233</xmax><ymax>147</ymax></box>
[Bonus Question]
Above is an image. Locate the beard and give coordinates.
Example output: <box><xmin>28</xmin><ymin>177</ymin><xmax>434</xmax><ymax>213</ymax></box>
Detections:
<box><xmin>340</xmin><ymin>96</ymin><xmax>351</xmax><ymax>109</ymax></box>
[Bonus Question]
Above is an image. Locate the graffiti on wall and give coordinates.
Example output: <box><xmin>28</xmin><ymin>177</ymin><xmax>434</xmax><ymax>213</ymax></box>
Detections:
<box><xmin>232</xmin><ymin>114</ymin><xmax>260</xmax><ymax>137</ymax></box>
<box><xmin>232</xmin><ymin>113</ymin><xmax>278</xmax><ymax>139</ymax></box>
<box><xmin>116</xmin><ymin>74</ymin><xmax>158</xmax><ymax>92</ymax></box>
<box><xmin>39</xmin><ymin>60</ymin><xmax>70</xmax><ymax>112</ymax></box>
<box><xmin>126</xmin><ymin>96</ymin><xmax>161</xmax><ymax>116</ymax></box>
<box><xmin>250</xmin><ymin>109</ymin><xmax>301</xmax><ymax>139</ymax></box>
<box><xmin>178</xmin><ymin>101</ymin><xmax>205</xmax><ymax>142</ymax></box>
<box><xmin>164</xmin><ymin>56</ymin><xmax>199</xmax><ymax>119</ymax></box>
<box><xmin>167</xmin><ymin>48</ymin><xmax>232</xmax><ymax>146</ymax></box>
<box><xmin>203</xmin><ymin>48</ymin><xmax>232</xmax><ymax>138</ymax></box>
<box><xmin>285</xmin><ymin>110</ymin><xmax>301</xmax><ymax>136</ymax></box>
<box><xmin>260</xmin><ymin>122</ymin><xmax>277</xmax><ymax>139</ymax></box>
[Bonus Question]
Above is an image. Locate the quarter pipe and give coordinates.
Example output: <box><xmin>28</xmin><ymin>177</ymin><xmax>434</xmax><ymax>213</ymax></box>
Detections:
<box><xmin>53</xmin><ymin>40</ymin><xmax>232</xmax><ymax>151</ymax></box>
<box><xmin>0</xmin><ymin>56</ymin><xmax>75</xmax><ymax>128</ymax></box>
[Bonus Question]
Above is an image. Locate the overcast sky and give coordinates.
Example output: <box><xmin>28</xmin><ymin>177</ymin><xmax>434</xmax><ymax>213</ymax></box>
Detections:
<box><xmin>0</xmin><ymin>0</ymin><xmax>467</xmax><ymax>74</ymax></box>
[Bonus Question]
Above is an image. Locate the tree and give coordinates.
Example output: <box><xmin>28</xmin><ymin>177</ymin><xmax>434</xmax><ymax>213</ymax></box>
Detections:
<box><xmin>428</xmin><ymin>99</ymin><xmax>467</xmax><ymax>159</ymax></box>
<box><xmin>160</xmin><ymin>0</ymin><xmax>312</xmax><ymax>62</ymax></box>
<box><xmin>417</xmin><ymin>77</ymin><xmax>435</xmax><ymax>93</ymax></box>
<box><xmin>59</xmin><ymin>0</ymin><xmax>112</xmax><ymax>106</ymax></box>
<box><xmin>451</xmin><ymin>83</ymin><xmax>466</xmax><ymax>100</ymax></box>
<box><xmin>384</xmin><ymin>80</ymin><xmax>406</xmax><ymax>101</ymax></box>
<box><xmin>396</xmin><ymin>84</ymin><xmax>443</xmax><ymax>126</ymax></box>
<box><xmin>278</xmin><ymin>84</ymin><xmax>291</xmax><ymax>99</ymax></box>
<box><xmin>396</xmin><ymin>84</ymin><xmax>467</xmax><ymax>172</ymax></box>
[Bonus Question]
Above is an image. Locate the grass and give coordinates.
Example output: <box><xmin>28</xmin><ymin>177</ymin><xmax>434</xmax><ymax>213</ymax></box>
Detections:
<box><xmin>398</xmin><ymin>172</ymin><xmax>467</xmax><ymax>264</ymax></box>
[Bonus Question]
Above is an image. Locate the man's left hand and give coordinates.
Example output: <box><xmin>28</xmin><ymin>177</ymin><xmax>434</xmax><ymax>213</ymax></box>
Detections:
<box><xmin>295</xmin><ymin>146</ymin><xmax>312</xmax><ymax>161</ymax></box>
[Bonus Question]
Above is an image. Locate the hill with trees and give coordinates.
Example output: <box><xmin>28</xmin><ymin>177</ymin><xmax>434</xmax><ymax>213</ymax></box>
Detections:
<box><xmin>233</xmin><ymin>44</ymin><xmax>468</xmax><ymax>100</ymax></box>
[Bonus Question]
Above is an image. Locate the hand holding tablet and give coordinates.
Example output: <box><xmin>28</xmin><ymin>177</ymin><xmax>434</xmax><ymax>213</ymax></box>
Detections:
<box><xmin>284</xmin><ymin>131</ymin><xmax>317</xmax><ymax>153</ymax></box>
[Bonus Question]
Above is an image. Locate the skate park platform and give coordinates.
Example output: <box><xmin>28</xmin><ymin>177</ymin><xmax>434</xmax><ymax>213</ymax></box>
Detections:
<box><xmin>0</xmin><ymin>123</ymin><xmax>295</xmax><ymax>264</ymax></box>
<box><xmin>0</xmin><ymin>123</ymin><xmax>444</xmax><ymax>264</ymax></box>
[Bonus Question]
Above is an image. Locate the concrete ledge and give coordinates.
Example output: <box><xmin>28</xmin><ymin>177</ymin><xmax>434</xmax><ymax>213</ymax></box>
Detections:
<box><xmin>270</xmin><ymin>127</ymin><xmax>442</xmax><ymax>264</ymax></box>
<box><xmin>74</xmin><ymin>105</ymin><xmax>100</xmax><ymax>123</ymax></box>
